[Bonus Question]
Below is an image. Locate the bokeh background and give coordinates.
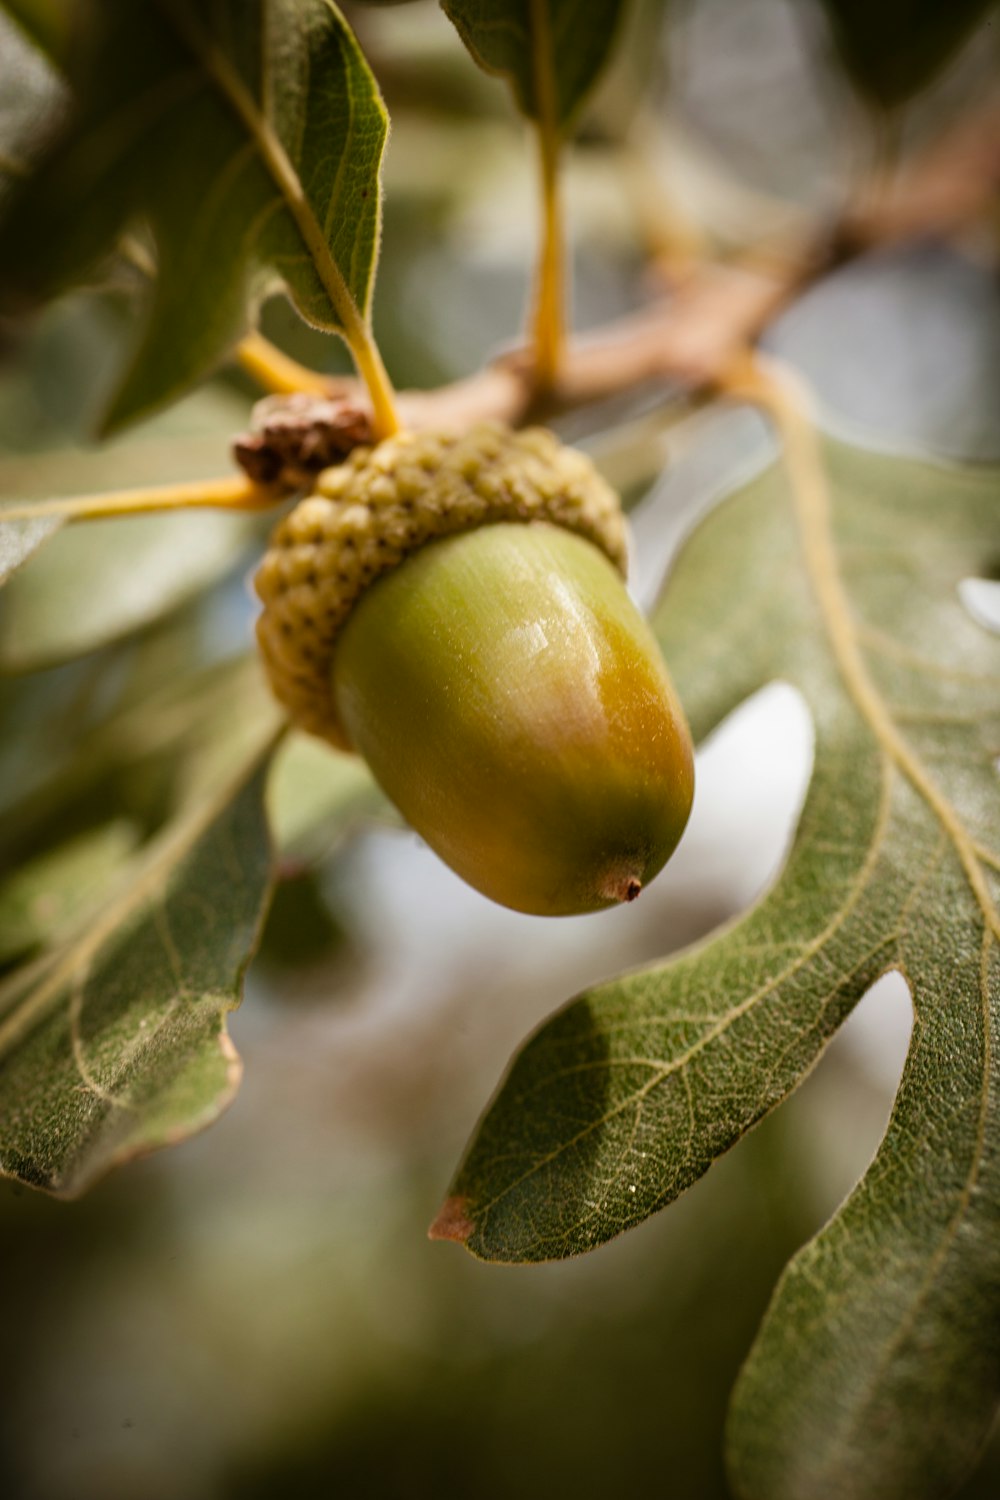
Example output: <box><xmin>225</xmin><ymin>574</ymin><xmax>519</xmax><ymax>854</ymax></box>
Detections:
<box><xmin>1</xmin><ymin>1</ymin><xmax>998</xmax><ymax>1495</ymax></box>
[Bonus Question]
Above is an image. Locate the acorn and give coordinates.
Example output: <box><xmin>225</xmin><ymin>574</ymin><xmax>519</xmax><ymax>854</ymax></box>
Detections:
<box><xmin>253</xmin><ymin>423</ymin><xmax>694</xmax><ymax>916</ymax></box>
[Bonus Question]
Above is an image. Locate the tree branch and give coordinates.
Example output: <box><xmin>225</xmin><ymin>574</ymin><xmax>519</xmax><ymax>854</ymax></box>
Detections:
<box><xmin>233</xmin><ymin>98</ymin><xmax>1000</xmax><ymax>486</ymax></box>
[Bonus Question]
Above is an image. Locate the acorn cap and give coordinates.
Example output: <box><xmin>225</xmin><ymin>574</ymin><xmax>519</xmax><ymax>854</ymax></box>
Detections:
<box><xmin>253</xmin><ymin>423</ymin><xmax>628</xmax><ymax>748</ymax></box>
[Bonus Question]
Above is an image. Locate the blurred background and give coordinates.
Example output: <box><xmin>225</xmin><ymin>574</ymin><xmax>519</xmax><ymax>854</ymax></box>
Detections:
<box><xmin>1</xmin><ymin>0</ymin><xmax>998</xmax><ymax>1495</ymax></box>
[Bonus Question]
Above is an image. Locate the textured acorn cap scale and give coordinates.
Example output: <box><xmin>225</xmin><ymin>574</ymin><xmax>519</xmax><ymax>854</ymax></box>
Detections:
<box><xmin>254</xmin><ymin>423</ymin><xmax>627</xmax><ymax>749</ymax></box>
<box><xmin>253</xmin><ymin>422</ymin><xmax>693</xmax><ymax>916</ymax></box>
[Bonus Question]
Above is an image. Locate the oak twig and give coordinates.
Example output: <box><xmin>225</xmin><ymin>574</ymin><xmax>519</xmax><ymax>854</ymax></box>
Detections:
<box><xmin>229</xmin><ymin>96</ymin><xmax>998</xmax><ymax>487</ymax></box>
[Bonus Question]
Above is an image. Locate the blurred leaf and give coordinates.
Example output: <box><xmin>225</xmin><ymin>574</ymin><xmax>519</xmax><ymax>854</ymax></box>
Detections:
<box><xmin>441</xmin><ymin>0</ymin><xmax>626</xmax><ymax>130</ymax></box>
<box><xmin>0</xmin><ymin>507</ymin><xmax>263</xmax><ymax>671</ymax></box>
<box><xmin>0</xmin><ymin>512</ymin><xmax>61</xmax><ymax>584</ymax></box>
<box><xmin>0</xmin><ymin>7</ymin><xmax>66</xmax><ymax>208</ymax></box>
<box><xmin>0</xmin><ymin>0</ymin><xmax>77</xmax><ymax>64</ymax></box>
<box><xmin>0</xmin><ymin>383</ymin><xmax>265</xmax><ymax>666</ymax></box>
<box><xmin>0</xmin><ymin>708</ymin><xmax>281</xmax><ymax>1197</ymax></box>
<box><xmin>0</xmin><ymin>819</ymin><xmax>139</xmax><ymax>965</ymax></box>
<box><xmin>437</xmin><ymin>428</ymin><xmax>1000</xmax><ymax>1498</ymax></box>
<box><xmin>0</xmin><ymin>294</ymin><xmax>133</xmax><ymax>453</ymax></box>
<box><xmin>0</xmin><ymin>0</ymin><xmax>389</xmax><ymax>430</ymax></box>
<box><xmin>769</xmin><ymin>244</ymin><xmax>1000</xmax><ymax>465</ymax></box>
<box><xmin>0</xmin><ymin>651</ymin><xmax>272</xmax><ymax>862</ymax></box>
<box><xmin>816</xmin><ymin>0</ymin><xmax>998</xmax><ymax>108</ymax></box>
<box><xmin>268</xmin><ymin>729</ymin><xmax>389</xmax><ymax>864</ymax></box>
<box><xmin>256</xmin><ymin>868</ymin><xmax>347</xmax><ymax>971</ymax></box>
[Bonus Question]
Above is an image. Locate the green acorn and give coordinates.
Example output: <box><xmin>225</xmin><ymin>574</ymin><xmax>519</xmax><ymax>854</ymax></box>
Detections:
<box><xmin>254</xmin><ymin>423</ymin><xmax>694</xmax><ymax>916</ymax></box>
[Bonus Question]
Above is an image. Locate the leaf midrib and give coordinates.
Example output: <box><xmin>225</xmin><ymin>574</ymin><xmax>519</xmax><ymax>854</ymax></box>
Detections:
<box><xmin>744</xmin><ymin>358</ymin><xmax>998</xmax><ymax>1469</ymax></box>
<box><xmin>0</xmin><ymin>723</ymin><xmax>281</xmax><ymax>1062</ymax></box>
<box><xmin>798</xmin><ymin>928</ymin><xmax>995</xmax><ymax>1483</ymax></box>
<box><xmin>471</xmin><ymin>761</ymin><xmax>896</xmax><ymax>1229</ymax></box>
<box><xmin>153</xmin><ymin>0</ymin><xmax>367</xmax><ymax>347</ymax></box>
<box><xmin>749</xmin><ymin>359</ymin><xmax>1000</xmax><ymax>945</ymax></box>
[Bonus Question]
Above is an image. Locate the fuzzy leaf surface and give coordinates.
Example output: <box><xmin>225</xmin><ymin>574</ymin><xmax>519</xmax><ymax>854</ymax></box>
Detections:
<box><xmin>437</xmin><ymin>430</ymin><xmax>1000</xmax><ymax>1499</ymax></box>
<box><xmin>441</xmin><ymin>0</ymin><xmax>625</xmax><ymax>129</ymax></box>
<box><xmin>0</xmin><ymin>0</ymin><xmax>388</xmax><ymax>429</ymax></box>
<box><xmin>0</xmin><ymin>697</ymin><xmax>281</xmax><ymax>1197</ymax></box>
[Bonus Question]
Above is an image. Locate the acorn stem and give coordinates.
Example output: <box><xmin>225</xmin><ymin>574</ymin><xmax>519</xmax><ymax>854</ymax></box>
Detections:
<box><xmin>599</xmin><ymin>869</ymin><xmax>644</xmax><ymax>904</ymax></box>
<box><xmin>529</xmin><ymin>0</ymin><xmax>566</xmax><ymax>393</ymax></box>
<box><xmin>348</xmin><ymin>327</ymin><xmax>403</xmax><ymax>441</ymax></box>
<box><xmin>162</xmin><ymin>1</ymin><xmax>402</xmax><ymax>442</ymax></box>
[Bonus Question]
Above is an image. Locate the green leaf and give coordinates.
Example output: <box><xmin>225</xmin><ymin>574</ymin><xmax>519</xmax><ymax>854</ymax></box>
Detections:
<box><xmin>0</xmin><ymin>706</ymin><xmax>281</xmax><ymax>1197</ymax></box>
<box><xmin>435</xmin><ymin>425</ymin><xmax>1000</xmax><ymax>1498</ymax></box>
<box><xmin>0</xmin><ymin>385</ymin><xmax>263</xmax><ymax>667</ymax></box>
<box><xmin>0</xmin><ymin>819</ymin><xmax>140</xmax><ymax>966</ymax></box>
<box><xmin>0</xmin><ymin>0</ymin><xmax>78</xmax><ymax>66</ymax></box>
<box><xmin>0</xmin><ymin>512</ymin><xmax>61</xmax><ymax>585</ymax></box>
<box><xmin>0</xmin><ymin>508</ymin><xmax>262</xmax><ymax>671</ymax></box>
<box><xmin>816</xmin><ymin>0</ymin><xmax>998</xmax><ymax>108</ymax></box>
<box><xmin>441</xmin><ymin>0</ymin><xmax>626</xmax><ymax>130</ymax></box>
<box><xmin>0</xmin><ymin>648</ymin><xmax>269</xmax><ymax>868</ymax></box>
<box><xmin>0</xmin><ymin>6</ymin><xmax>66</xmax><ymax>205</ymax></box>
<box><xmin>268</xmin><ymin>729</ymin><xmax>389</xmax><ymax>864</ymax></box>
<box><xmin>0</xmin><ymin>0</ymin><xmax>389</xmax><ymax>430</ymax></box>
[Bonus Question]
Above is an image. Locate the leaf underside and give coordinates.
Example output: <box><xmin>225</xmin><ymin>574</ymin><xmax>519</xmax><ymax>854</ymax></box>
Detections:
<box><xmin>0</xmin><ymin>684</ymin><xmax>281</xmax><ymax>1198</ymax></box>
<box><xmin>441</xmin><ymin>0</ymin><xmax>626</xmax><ymax>130</ymax></box>
<box><xmin>0</xmin><ymin>0</ymin><xmax>388</xmax><ymax>429</ymax></box>
<box><xmin>438</xmin><ymin>435</ymin><xmax>1000</xmax><ymax>1500</ymax></box>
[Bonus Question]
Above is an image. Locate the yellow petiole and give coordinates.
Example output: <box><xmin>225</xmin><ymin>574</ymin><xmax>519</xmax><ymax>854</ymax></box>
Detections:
<box><xmin>0</xmin><ymin>473</ymin><xmax>280</xmax><ymax>524</ymax></box>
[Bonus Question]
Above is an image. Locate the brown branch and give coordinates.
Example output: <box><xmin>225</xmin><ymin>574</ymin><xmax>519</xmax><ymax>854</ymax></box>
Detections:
<box><xmin>233</xmin><ymin>97</ymin><xmax>999</xmax><ymax>487</ymax></box>
<box><xmin>836</xmin><ymin>99</ymin><xmax>1000</xmax><ymax>252</ymax></box>
<box><xmin>231</xmin><ymin>261</ymin><xmax>815</xmax><ymax>484</ymax></box>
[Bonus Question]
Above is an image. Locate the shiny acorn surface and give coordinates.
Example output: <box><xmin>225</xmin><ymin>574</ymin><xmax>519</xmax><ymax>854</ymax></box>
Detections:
<box><xmin>332</xmin><ymin>520</ymin><xmax>695</xmax><ymax>916</ymax></box>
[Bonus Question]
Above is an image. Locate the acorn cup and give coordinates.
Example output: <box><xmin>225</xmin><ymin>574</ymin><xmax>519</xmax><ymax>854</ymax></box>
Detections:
<box><xmin>254</xmin><ymin>423</ymin><xmax>694</xmax><ymax>916</ymax></box>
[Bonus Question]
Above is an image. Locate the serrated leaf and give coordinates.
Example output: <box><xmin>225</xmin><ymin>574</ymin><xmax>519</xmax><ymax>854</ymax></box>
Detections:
<box><xmin>441</xmin><ymin>0</ymin><xmax>626</xmax><ymax>130</ymax></box>
<box><xmin>435</xmin><ymin>425</ymin><xmax>1000</xmax><ymax>1498</ymax></box>
<box><xmin>816</xmin><ymin>0</ymin><xmax>998</xmax><ymax>108</ymax></box>
<box><xmin>0</xmin><ymin>706</ymin><xmax>281</xmax><ymax>1197</ymax></box>
<box><xmin>0</xmin><ymin>0</ymin><xmax>388</xmax><ymax>430</ymax></box>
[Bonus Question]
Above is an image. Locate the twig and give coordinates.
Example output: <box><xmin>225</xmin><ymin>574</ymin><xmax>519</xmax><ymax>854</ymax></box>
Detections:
<box><xmin>231</xmin><ymin>94</ymin><xmax>998</xmax><ymax>485</ymax></box>
<box><xmin>528</xmin><ymin>0</ymin><xmax>566</xmax><ymax>391</ymax></box>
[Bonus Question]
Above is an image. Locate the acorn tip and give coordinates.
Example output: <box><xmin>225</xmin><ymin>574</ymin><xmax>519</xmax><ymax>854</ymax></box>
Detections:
<box><xmin>599</xmin><ymin>867</ymin><xmax>644</xmax><ymax>905</ymax></box>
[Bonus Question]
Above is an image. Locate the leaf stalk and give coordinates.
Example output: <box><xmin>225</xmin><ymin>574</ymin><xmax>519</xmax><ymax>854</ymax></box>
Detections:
<box><xmin>0</xmin><ymin>474</ymin><xmax>277</xmax><ymax>524</ymax></box>
<box><xmin>157</xmin><ymin>0</ymin><xmax>402</xmax><ymax>441</ymax></box>
<box><xmin>529</xmin><ymin>0</ymin><xmax>566</xmax><ymax>392</ymax></box>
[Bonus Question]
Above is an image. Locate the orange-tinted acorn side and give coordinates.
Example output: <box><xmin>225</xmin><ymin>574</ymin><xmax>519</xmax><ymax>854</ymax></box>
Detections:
<box><xmin>332</xmin><ymin>520</ymin><xmax>694</xmax><ymax>916</ymax></box>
